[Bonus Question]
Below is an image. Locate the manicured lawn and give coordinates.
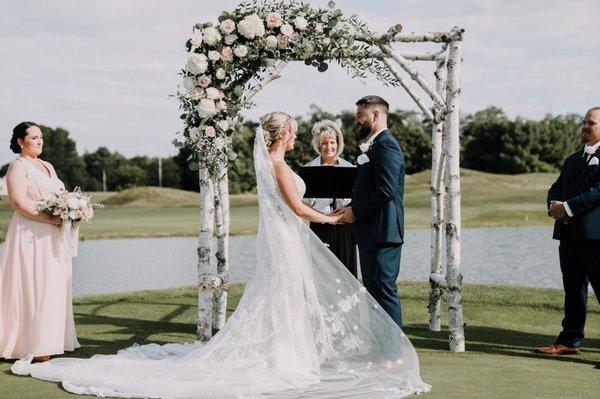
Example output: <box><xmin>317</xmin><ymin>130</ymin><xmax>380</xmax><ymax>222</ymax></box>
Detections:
<box><xmin>0</xmin><ymin>169</ymin><xmax>559</xmax><ymax>241</ymax></box>
<box><xmin>2</xmin><ymin>282</ymin><xmax>598</xmax><ymax>398</ymax></box>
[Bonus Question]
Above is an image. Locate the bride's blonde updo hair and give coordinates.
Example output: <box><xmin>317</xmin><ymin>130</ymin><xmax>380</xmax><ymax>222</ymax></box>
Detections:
<box><xmin>260</xmin><ymin>111</ymin><xmax>298</xmax><ymax>147</ymax></box>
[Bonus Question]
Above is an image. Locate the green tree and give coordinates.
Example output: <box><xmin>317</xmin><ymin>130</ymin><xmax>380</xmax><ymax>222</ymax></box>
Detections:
<box><xmin>113</xmin><ymin>164</ymin><xmax>148</xmax><ymax>190</ymax></box>
<box><xmin>39</xmin><ymin>126</ymin><xmax>90</xmax><ymax>189</ymax></box>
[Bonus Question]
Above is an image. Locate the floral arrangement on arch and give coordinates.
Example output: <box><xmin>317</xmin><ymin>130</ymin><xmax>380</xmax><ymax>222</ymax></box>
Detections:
<box><xmin>176</xmin><ymin>0</ymin><xmax>399</xmax><ymax>180</ymax></box>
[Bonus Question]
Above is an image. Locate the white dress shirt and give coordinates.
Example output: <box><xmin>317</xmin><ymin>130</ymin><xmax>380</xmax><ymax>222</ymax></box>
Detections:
<box><xmin>302</xmin><ymin>156</ymin><xmax>355</xmax><ymax>214</ymax></box>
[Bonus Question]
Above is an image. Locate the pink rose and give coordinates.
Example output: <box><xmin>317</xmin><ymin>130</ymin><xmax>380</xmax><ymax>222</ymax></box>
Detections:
<box><xmin>197</xmin><ymin>75</ymin><xmax>212</xmax><ymax>88</ymax></box>
<box><xmin>221</xmin><ymin>46</ymin><xmax>233</xmax><ymax>62</ymax></box>
<box><xmin>208</xmin><ymin>50</ymin><xmax>221</xmax><ymax>62</ymax></box>
<box><xmin>291</xmin><ymin>32</ymin><xmax>301</xmax><ymax>44</ymax></box>
<box><xmin>277</xmin><ymin>34</ymin><xmax>288</xmax><ymax>49</ymax></box>
<box><xmin>266</xmin><ymin>12</ymin><xmax>282</xmax><ymax>28</ymax></box>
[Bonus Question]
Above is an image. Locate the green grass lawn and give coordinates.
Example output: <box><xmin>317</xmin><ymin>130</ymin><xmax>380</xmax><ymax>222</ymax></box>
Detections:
<box><xmin>0</xmin><ymin>169</ymin><xmax>558</xmax><ymax>241</ymax></box>
<box><xmin>1</xmin><ymin>282</ymin><xmax>598</xmax><ymax>398</ymax></box>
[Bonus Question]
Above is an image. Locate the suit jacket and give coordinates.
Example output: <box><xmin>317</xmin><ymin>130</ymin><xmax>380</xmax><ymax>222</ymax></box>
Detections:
<box><xmin>548</xmin><ymin>147</ymin><xmax>600</xmax><ymax>240</ymax></box>
<box><xmin>351</xmin><ymin>129</ymin><xmax>405</xmax><ymax>245</ymax></box>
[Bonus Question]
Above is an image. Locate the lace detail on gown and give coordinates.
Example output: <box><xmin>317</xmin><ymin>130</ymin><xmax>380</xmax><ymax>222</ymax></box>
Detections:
<box><xmin>12</xmin><ymin>131</ymin><xmax>430</xmax><ymax>398</ymax></box>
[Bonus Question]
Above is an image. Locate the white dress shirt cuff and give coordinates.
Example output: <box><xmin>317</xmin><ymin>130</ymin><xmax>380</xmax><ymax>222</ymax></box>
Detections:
<box><xmin>563</xmin><ymin>201</ymin><xmax>574</xmax><ymax>217</ymax></box>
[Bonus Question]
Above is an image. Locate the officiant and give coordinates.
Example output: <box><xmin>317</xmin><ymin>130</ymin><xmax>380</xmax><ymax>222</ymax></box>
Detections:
<box><xmin>303</xmin><ymin>120</ymin><xmax>357</xmax><ymax>277</ymax></box>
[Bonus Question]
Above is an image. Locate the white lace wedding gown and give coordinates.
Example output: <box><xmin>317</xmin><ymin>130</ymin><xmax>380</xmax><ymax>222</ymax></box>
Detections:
<box><xmin>12</xmin><ymin>131</ymin><xmax>430</xmax><ymax>398</ymax></box>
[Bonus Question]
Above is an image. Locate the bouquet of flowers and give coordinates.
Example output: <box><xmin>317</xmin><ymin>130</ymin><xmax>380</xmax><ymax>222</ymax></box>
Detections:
<box><xmin>37</xmin><ymin>187</ymin><xmax>104</xmax><ymax>226</ymax></box>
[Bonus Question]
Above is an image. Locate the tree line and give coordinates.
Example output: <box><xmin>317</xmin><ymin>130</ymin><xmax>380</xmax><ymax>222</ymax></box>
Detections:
<box><xmin>1</xmin><ymin>106</ymin><xmax>584</xmax><ymax>193</ymax></box>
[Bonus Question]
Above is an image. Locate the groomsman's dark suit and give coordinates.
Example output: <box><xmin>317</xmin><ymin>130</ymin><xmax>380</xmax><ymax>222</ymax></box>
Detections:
<box><xmin>351</xmin><ymin>129</ymin><xmax>405</xmax><ymax>328</ymax></box>
<box><xmin>547</xmin><ymin>147</ymin><xmax>600</xmax><ymax>349</ymax></box>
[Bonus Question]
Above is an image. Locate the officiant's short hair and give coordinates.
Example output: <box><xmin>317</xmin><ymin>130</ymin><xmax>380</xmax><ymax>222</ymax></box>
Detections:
<box><xmin>356</xmin><ymin>95</ymin><xmax>389</xmax><ymax>113</ymax></box>
<box><xmin>311</xmin><ymin>120</ymin><xmax>345</xmax><ymax>157</ymax></box>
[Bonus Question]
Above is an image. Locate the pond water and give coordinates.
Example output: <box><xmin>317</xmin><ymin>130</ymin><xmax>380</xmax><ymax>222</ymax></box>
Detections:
<box><xmin>0</xmin><ymin>226</ymin><xmax>563</xmax><ymax>297</ymax></box>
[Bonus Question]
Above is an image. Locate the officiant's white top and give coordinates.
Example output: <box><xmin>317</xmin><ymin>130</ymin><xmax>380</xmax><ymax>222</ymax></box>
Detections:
<box><xmin>303</xmin><ymin>156</ymin><xmax>355</xmax><ymax>214</ymax></box>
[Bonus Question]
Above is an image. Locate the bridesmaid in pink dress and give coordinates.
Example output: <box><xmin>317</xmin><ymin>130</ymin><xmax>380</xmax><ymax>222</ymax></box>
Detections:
<box><xmin>0</xmin><ymin>122</ymin><xmax>80</xmax><ymax>362</ymax></box>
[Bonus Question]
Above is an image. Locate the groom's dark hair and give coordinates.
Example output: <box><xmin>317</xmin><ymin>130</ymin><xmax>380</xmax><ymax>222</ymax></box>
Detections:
<box><xmin>356</xmin><ymin>95</ymin><xmax>389</xmax><ymax>114</ymax></box>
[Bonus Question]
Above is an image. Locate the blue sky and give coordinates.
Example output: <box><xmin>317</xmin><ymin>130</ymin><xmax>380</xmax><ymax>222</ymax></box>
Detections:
<box><xmin>1</xmin><ymin>0</ymin><xmax>599</xmax><ymax>164</ymax></box>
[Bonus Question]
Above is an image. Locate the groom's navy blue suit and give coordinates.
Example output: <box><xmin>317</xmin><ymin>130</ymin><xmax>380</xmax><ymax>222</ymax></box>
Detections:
<box><xmin>548</xmin><ymin>146</ymin><xmax>600</xmax><ymax>348</ymax></box>
<box><xmin>351</xmin><ymin>129</ymin><xmax>405</xmax><ymax>328</ymax></box>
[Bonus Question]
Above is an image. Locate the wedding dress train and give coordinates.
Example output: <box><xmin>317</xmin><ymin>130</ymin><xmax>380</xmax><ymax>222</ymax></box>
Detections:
<box><xmin>12</xmin><ymin>131</ymin><xmax>430</xmax><ymax>398</ymax></box>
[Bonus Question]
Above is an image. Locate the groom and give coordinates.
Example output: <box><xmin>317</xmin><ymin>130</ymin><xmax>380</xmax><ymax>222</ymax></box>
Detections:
<box><xmin>336</xmin><ymin>95</ymin><xmax>405</xmax><ymax>328</ymax></box>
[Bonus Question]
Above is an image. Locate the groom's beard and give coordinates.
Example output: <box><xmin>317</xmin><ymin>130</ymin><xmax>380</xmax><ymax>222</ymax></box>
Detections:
<box><xmin>356</xmin><ymin>121</ymin><xmax>372</xmax><ymax>140</ymax></box>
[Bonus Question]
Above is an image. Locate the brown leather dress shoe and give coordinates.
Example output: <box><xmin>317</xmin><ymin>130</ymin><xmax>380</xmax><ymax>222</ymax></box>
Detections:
<box><xmin>536</xmin><ymin>344</ymin><xmax>580</xmax><ymax>355</ymax></box>
<box><xmin>32</xmin><ymin>355</ymin><xmax>51</xmax><ymax>363</ymax></box>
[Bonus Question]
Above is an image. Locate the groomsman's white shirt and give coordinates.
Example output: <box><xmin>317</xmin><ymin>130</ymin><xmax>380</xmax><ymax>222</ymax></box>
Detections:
<box><xmin>303</xmin><ymin>156</ymin><xmax>355</xmax><ymax>214</ymax></box>
<box><xmin>563</xmin><ymin>140</ymin><xmax>600</xmax><ymax>217</ymax></box>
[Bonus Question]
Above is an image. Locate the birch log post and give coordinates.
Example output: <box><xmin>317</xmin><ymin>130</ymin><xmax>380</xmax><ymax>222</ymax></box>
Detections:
<box><xmin>428</xmin><ymin>51</ymin><xmax>448</xmax><ymax>332</ymax></box>
<box><xmin>213</xmin><ymin>162</ymin><xmax>230</xmax><ymax>330</ymax></box>
<box><xmin>381</xmin><ymin>57</ymin><xmax>434</xmax><ymax>120</ymax></box>
<box><xmin>443</xmin><ymin>39</ymin><xmax>465</xmax><ymax>352</ymax></box>
<box><xmin>197</xmin><ymin>167</ymin><xmax>216</xmax><ymax>342</ymax></box>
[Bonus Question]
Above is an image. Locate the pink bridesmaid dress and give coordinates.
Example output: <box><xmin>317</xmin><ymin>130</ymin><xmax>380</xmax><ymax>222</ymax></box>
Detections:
<box><xmin>0</xmin><ymin>157</ymin><xmax>80</xmax><ymax>359</ymax></box>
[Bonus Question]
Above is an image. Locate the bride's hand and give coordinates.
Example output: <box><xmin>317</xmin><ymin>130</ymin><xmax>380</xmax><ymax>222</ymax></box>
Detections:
<box><xmin>327</xmin><ymin>213</ymin><xmax>343</xmax><ymax>224</ymax></box>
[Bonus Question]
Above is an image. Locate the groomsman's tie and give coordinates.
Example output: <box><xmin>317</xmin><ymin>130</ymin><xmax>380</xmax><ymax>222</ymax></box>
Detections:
<box><xmin>583</xmin><ymin>145</ymin><xmax>596</xmax><ymax>164</ymax></box>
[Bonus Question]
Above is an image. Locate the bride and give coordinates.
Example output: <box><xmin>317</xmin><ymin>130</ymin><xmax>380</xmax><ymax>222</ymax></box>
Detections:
<box><xmin>13</xmin><ymin>111</ymin><xmax>430</xmax><ymax>398</ymax></box>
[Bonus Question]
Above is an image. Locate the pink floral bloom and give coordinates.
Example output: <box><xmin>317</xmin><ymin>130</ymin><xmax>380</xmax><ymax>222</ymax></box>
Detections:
<box><xmin>221</xmin><ymin>46</ymin><xmax>233</xmax><ymax>62</ymax></box>
<box><xmin>266</xmin><ymin>12</ymin><xmax>282</xmax><ymax>28</ymax></box>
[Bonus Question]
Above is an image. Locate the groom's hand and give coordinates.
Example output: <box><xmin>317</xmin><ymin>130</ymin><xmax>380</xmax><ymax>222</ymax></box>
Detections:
<box><xmin>549</xmin><ymin>201</ymin><xmax>567</xmax><ymax>220</ymax></box>
<box><xmin>338</xmin><ymin>207</ymin><xmax>356</xmax><ymax>224</ymax></box>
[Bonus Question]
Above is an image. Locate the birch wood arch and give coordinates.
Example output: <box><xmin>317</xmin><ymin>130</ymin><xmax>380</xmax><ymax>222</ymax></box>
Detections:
<box><xmin>177</xmin><ymin>1</ymin><xmax>465</xmax><ymax>352</ymax></box>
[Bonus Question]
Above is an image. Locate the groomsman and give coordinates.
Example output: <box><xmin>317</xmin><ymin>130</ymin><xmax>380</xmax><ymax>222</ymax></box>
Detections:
<box><xmin>538</xmin><ymin>107</ymin><xmax>600</xmax><ymax>355</ymax></box>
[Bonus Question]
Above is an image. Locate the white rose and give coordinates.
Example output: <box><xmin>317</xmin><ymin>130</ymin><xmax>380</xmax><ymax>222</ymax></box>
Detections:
<box><xmin>196</xmin><ymin>99</ymin><xmax>217</xmax><ymax>118</ymax></box>
<box><xmin>182</xmin><ymin>76</ymin><xmax>195</xmax><ymax>90</ymax></box>
<box><xmin>266</xmin><ymin>12</ymin><xmax>282</xmax><ymax>28</ymax></box>
<box><xmin>202</xmin><ymin>27</ymin><xmax>222</xmax><ymax>46</ymax></box>
<box><xmin>291</xmin><ymin>32</ymin><xmax>301</xmax><ymax>44</ymax></box>
<box><xmin>185</xmin><ymin>53</ymin><xmax>208</xmax><ymax>75</ymax></box>
<box><xmin>78</xmin><ymin>198</ymin><xmax>88</xmax><ymax>208</ymax></box>
<box><xmin>224</xmin><ymin>34</ymin><xmax>238</xmax><ymax>45</ymax></box>
<box><xmin>293</xmin><ymin>16</ymin><xmax>308</xmax><ymax>30</ymax></box>
<box><xmin>237</xmin><ymin>14</ymin><xmax>265</xmax><ymax>39</ymax></box>
<box><xmin>217</xmin><ymin>100</ymin><xmax>227</xmax><ymax>110</ymax></box>
<box><xmin>69</xmin><ymin>210</ymin><xmax>80</xmax><ymax>220</ymax></box>
<box><xmin>67</xmin><ymin>197</ymin><xmax>80</xmax><ymax>209</ymax></box>
<box><xmin>189</xmin><ymin>127</ymin><xmax>201</xmax><ymax>141</ymax></box>
<box><xmin>208</xmin><ymin>50</ymin><xmax>220</xmax><ymax>61</ymax></box>
<box><xmin>323</xmin><ymin>37</ymin><xmax>331</xmax><ymax>45</ymax></box>
<box><xmin>280</xmin><ymin>23</ymin><xmax>294</xmax><ymax>37</ymax></box>
<box><xmin>219</xmin><ymin>19</ymin><xmax>236</xmax><ymax>35</ymax></box>
<box><xmin>215</xmin><ymin>137</ymin><xmax>226</xmax><ymax>150</ymax></box>
<box><xmin>215</xmin><ymin>68</ymin><xmax>226</xmax><ymax>80</ymax></box>
<box><xmin>197</xmin><ymin>75</ymin><xmax>211</xmax><ymax>88</ymax></box>
<box><xmin>216</xmin><ymin>120</ymin><xmax>229</xmax><ymax>131</ymax></box>
<box><xmin>315</xmin><ymin>23</ymin><xmax>324</xmax><ymax>34</ymax></box>
<box><xmin>234</xmin><ymin>45</ymin><xmax>248</xmax><ymax>58</ymax></box>
<box><xmin>265</xmin><ymin>35</ymin><xmax>278</xmax><ymax>48</ymax></box>
<box><xmin>205</xmin><ymin>87</ymin><xmax>221</xmax><ymax>100</ymax></box>
<box><xmin>204</xmin><ymin>126</ymin><xmax>216</xmax><ymax>137</ymax></box>
<box><xmin>190</xmin><ymin>34</ymin><xmax>203</xmax><ymax>49</ymax></box>
<box><xmin>190</xmin><ymin>87</ymin><xmax>204</xmax><ymax>100</ymax></box>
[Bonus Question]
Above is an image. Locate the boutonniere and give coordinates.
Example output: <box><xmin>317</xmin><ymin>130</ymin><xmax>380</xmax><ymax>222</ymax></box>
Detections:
<box><xmin>357</xmin><ymin>154</ymin><xmax>370</xmax><ymax>165</ymax></box>
<box><xmin>359</xmin><ymin>141</ymin><xmax>372</xmax><ymax>153</ymax></box>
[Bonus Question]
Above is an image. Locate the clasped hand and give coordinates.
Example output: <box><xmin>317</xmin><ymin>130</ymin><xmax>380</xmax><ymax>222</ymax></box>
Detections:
<box><xmin>330</xmin><ymin>206</ymin><xmax>356</xmax><ymax>224</ymax></box>
<box><xmin>548</xmin><ymin>200</ymin><xmax>568</xmax><ymax>222</ymax></box>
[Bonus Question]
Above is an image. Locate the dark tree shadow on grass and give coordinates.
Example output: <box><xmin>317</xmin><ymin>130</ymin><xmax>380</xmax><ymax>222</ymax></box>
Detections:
<box><xmin>405</xmin><ymin>323</ymin><xmax>600</xmax><ymax>368</ymax></box>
